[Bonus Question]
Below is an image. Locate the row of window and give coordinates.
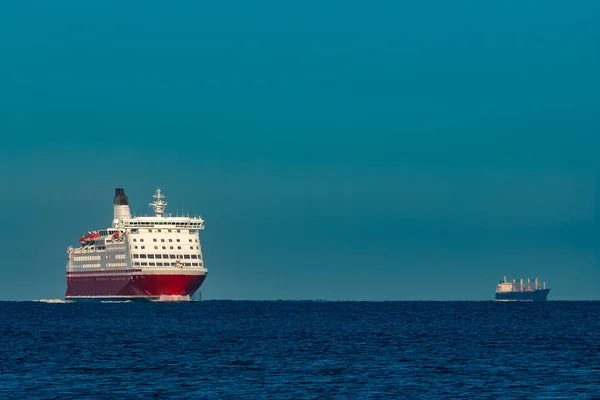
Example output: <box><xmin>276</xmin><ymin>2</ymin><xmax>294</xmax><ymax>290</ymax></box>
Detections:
<box><xmin>115</xmin><ymin>254</ymin><xmax>126</xmax><ymax>260</ymax></box>
<box><xmin>125</xmin><ymin>222</ymin><xmax>202</xmax><ymax>228</ymax></box>
<box><xmin>134</xmin><ymin>262</ymin><xmax>202</xmax><ymax>267</ymax></box>
<box><xmin>134</xmin><ymin>246</ymin><xmax>199</xmax><ymax>250</ymax></box>
<box><xmin>131</xmin><ymin>228</ymin><xmax>198</xmax><ymax>233</ymax></box>
<box><xmin>133</xmin><ymin>254</ymin><xmax>201</xmax><ymax>260</ymax></box>
<box><xmin>133</xmin><ymin>238</ymin><xmax>198</xmax><ymax>243</ymax></box>
<box><xmin>73</xmin><ymin>256</ymin><xmax>101</xmax><ymax>261</ymax></box>
<box><xmin>80</xmin><ymin>263</ymin><xmax>101</xmax><ymax>268</ymax></box>
<box><xmin>107</xmin><ymin>262</ymin><xmax>128</xmax><ymax>268</ymax></box>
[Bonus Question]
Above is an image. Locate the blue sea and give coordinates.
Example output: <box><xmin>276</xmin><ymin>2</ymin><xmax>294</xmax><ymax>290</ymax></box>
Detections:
<box><xmin>1</xmin><ymin>301</ymin><xmax>598</xmax><ymax>399</ymax></box>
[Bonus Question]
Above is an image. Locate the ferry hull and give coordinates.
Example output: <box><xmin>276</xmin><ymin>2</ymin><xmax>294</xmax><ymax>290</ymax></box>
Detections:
<box><xmin>495</xmin><ymin>289</ymin><xmax>550</xmax><ymax>302</ymax></box>
<box><xmin>65</xmin><ymin>273</ymin><xmax>206</xmax><ymax>301</ymax></box>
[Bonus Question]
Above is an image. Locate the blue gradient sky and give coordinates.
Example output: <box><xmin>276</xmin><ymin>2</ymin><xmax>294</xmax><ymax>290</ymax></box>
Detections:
<box><xmin>0</xmin><ymin>0</ymin><xmax>598</xmax><ymax>300</ymax></box>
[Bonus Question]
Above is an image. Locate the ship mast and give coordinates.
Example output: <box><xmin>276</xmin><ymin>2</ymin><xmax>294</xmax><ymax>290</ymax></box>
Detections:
<box><xmin>149</xmin><ymin>188</ymin><xmax>168</xmax><ymax>217</ymax></box>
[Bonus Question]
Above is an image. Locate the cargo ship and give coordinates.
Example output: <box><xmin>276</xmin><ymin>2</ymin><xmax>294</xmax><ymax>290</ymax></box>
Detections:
<box><xmin>65</xmin><ymin>188</ymin><xmax>207</xmax><ymax>301</ymax></box>
<box><xmin>495</xmin><ymin>276</ymin><xmax>550</xmax><ymax>301</ymax></box>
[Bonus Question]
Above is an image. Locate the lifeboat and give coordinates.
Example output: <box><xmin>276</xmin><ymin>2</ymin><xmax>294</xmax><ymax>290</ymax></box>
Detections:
<box><xmin>78</xmin><ymin>231</ymin><xmax>99</xmax><ymax>245</ymax></box>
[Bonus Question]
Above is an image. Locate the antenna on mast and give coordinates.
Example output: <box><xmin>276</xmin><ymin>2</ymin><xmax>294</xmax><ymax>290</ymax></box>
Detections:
<box><xmin>149</xmin><ymin>188</ymin><xmax>168</xmax><ymax>217</ymax></box>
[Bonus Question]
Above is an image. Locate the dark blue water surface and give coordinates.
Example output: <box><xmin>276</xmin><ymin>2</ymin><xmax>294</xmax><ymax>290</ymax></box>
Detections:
<box><xmin>1</xmin><ymin>301</ymin><xmax>599</xmax><ymax>399</ymax></box>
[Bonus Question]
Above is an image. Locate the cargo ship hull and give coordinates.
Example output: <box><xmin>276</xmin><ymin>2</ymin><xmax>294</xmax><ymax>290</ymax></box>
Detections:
<box><xmin>495</xmin><ymin>289</ymin><xmax>550</xmax><ymax>302</ymax></box>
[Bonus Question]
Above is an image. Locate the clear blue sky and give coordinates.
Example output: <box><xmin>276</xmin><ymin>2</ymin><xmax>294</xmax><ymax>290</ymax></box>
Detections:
<box><xmin>0</xmin><ymin>0</ymin><xmax>598</xmax><ymax>300</ymax></box>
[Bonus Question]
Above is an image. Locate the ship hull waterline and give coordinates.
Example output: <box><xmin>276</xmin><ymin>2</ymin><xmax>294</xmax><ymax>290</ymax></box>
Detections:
<box><xmin>495</xmin><ymin>289</ymin><xmax>550</xmax><ymax>302</ymax></box>
<box><xmin>65</xmin><ymin>272</ymin><xmax>206</xmax><ymax>302</ymax></box>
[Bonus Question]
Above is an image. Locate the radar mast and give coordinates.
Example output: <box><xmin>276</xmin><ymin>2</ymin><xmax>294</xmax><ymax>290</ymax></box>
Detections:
<box><xmin>149</xmin><ymin>188</ymin><xmax>168</xmax><ymax>217</ymax></box>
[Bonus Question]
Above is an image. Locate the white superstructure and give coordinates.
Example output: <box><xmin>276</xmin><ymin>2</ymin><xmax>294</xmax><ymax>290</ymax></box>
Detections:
<box><xmin>67</xmin><ymin>188</ymin><xmax>206</xmax><ymax>275</ymax></box>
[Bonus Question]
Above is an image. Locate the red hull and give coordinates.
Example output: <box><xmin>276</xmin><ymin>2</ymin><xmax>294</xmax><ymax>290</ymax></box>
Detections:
<box><xmin>65</xmin><ymin>273</ymin><xmax>206</xmax><ymax>299</ymax></box>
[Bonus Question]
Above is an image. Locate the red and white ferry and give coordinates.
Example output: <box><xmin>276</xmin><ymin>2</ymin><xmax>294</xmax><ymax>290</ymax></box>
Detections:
<box><xmin>65</xmin><ymin>188</ymin><xmax>207</xmax><ymax>301</ymax></box>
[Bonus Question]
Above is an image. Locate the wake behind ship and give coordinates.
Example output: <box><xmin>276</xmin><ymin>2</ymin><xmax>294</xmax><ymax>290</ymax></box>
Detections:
<box><xmin>65</xmin><ymin>188</ymin><xmax>207</xmax><ymax>301</ymax></box>
<box><xmin>495</xmin><ymin>276</ymin><xmax>550</xmax><ymax>302</ymax></box>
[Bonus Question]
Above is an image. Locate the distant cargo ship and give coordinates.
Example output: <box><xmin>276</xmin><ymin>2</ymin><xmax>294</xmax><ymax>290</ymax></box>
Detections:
<box><xmin>65</xmin><ymin>188</ymin><xmax>207</xmax><ymax>301</ymax></box>
<box><xmin>495</xmin><ymin>276</ymin><xmax>550</xmax><ymax>302</ymax></box>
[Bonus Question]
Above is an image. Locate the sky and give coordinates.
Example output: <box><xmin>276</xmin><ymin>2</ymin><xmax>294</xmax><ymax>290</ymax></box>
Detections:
<box><xmin>0</xmin><ymin>0</ymin><xmax>598</xmax><ymax>300</ymax></box>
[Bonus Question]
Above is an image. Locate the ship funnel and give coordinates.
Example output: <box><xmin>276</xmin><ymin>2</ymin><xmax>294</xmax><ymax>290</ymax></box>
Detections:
<box><xmin>114</xmin><ymin>188</ymin><xmax>129</xmax><ymax>206</ymax></box>
<box><xmin>113</xmin><ymin>188</ymin><xmax>131</xmax><ymax>228</ymax></box>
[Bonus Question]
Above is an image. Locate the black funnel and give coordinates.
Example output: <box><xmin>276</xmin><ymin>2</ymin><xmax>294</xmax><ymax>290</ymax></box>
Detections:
<box><xmin>114</xmin><ymin>188</ymin><xmax>129</xmax><ymax>205</ymax></box>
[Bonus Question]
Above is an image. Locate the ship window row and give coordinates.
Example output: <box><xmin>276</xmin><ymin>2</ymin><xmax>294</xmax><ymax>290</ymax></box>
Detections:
<box><xmin>134</xmin><ymin>245</ymin><xmax>195</xmax><ymax>250</ymax></box>
<box><xmin>81</xmin><ymin>263</ymin><xmax>101</xmax><ymax>268</ymax></box>
<box><xmin>73</xmin><ymin>256</ymin><xmax>101</xmax><ymax>262</ymax></box>
<box><xmin>107</xmin><ymin>262</ymin><xmax>128</xmax><ymax>268</ymax></box>
<box><xmin>132</xmin><ymin>238</ymin><xmax>198</xmax><ymax>243</ymax></box>
<box><xmin>133</xmin><ymin>254</ymin><xmax>201</xmax><ymax>260</ymax></box>
<box><xmin>125</xmin><ymin>221</ymin><xmax>203</xmax><ymax>228</ymax></box>
<box><xmin>80</xmin><ymin>246</ymin><xmax>106</xmax><ymax>251</ymax></box>
<box><xmin>133</xmin><ymin>245</ymin><xmax>200</xmax><ymax>250</ymax></box>
<box><xmin>126</xmin><ymin>222</ymin><xmax>201</xmax><ymax>227</ymax></box>
<box><xmin>137</xmin><ymin>229</ymin><xmax>198</xmax><ymax>234</ymax></box>
<box><xmin>134</xmin><ymin>262</ymin><xmax>202</xmax><ymax>267</ymax></box>
<box><xmin>115</xmin><ymin>254</ymin><xmax>126</xmax><ymax>260</ymax></box>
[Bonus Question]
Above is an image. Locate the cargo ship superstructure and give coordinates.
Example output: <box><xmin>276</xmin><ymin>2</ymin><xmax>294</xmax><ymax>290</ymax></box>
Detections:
<box><xmin>495</xmin><ymin>276</ymin><xmax>550</xmax><ymax>302</ymax></box>
<box><xmin>65</xmin><ymin>188</ymin><xmax>207</xmax><ymax>301</ymax></box>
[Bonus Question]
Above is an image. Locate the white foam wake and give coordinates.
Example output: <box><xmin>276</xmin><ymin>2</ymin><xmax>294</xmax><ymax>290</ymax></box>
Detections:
<box><xmin>35</xmin><ymin>299</ymin><xmax>71</xmax><ymax>303</ymax></box>
<box><xmin>100</xmin><ymin>300</ymin><xmax>133</xmax><ymax>303</ymax></box>
<box><xmin>155</xmin><ymin>295</ymin><xmax>191</xmax><ymax>302</ymax></box>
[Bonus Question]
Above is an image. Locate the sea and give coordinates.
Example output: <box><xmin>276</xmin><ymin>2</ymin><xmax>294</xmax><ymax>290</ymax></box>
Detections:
<box><xmin>1</xmin><ymin>300</ymin><xmax>599</xmax><ymax>399</ymax></box>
